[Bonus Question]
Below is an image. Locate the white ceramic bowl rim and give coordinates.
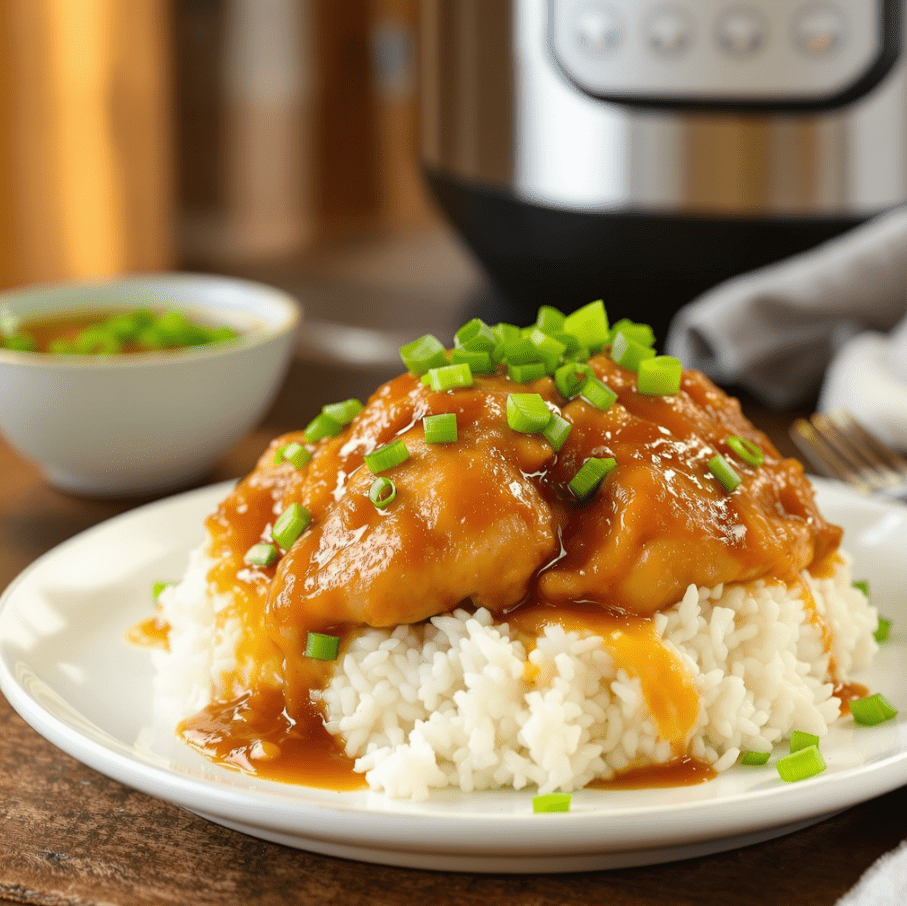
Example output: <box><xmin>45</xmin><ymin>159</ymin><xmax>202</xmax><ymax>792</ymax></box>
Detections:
<box><xmin>0</xmin><ymin>272</ymin><xmax>300</xmax><ymax>369</ymax></box>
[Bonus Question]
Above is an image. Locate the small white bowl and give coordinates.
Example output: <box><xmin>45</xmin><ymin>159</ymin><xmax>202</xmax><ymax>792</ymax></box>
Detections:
<box><xmin>0</xmin><ymin>273</ymin><xmax>300</xmax><ymax>496</ymax></box>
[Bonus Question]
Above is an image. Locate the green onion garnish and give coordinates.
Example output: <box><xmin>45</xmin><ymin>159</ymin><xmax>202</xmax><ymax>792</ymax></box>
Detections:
<box><xmin>2</xmin><ymin>332</ymin><xmax>36</xmax><ymax>352</ymax></box>
<box><xmin>527</xmin><ymin>327</ymin><xmax>566</xmax><ymax>373</ymax></box>
<box><xmin>542</xmin><ymin>414</ymin><xmax>572</xmax><ymax>452</ymax></box>
<box><xmin>305</xmin><ymin>632</ymin><xmax>340</xmax><ymax>661</ymax></box>
<box><xmin>563</xmin><ymin>300</ymin><xmax>609</xmax><ymax>353</ymax></box>
<box><xmin>426</xmin><ymin>362</ymin><xmax>474</xmax><ymax>391</ymax></box>
<box><xmin>849</xmin><ymin>693</ymin><xmax>899</xmax><ymax>726</ymax></box>
<box><xmin>709</xmin><ymin>454</ymin><xmax>741</xmax><ymax>493</ymax></box>
<box><xmin>727</xmin><ymin>435</ymin><xmax>765</xmax><ymax>467</ymax></box>
<box><xmin>853</xmin><ymin>580</ymin><xmax>869</xmax><ymax>597</ymax></box>
<box><xmin>449</xmin><ymin>346</ymin><xmax>496</xmax><ymax>374</ymax></box>
<box><xmin>244</xmin><ymin>542</ymin><xmax>278</xmax><ymax>567</ymax></box>
<box><xmin>610</xmin><ymin>330</ymin><xmax>656</xmax><ymax>372</ymax></box>
<box><xmin>506</xmin><ymin>393</ymin><xmax>552</xmax><ymax>434</ymax></box>
<box><xmin>274</xmin><ymin>441</ymin><xmax>312</xmax><ymax>469</ymax></box>
<box><xmin>455</xmin><ymin>318</ymin><xmax>496</xmax><ymax>352</ymax></box>
<box><xmin>740</xmin><ymin>750</ymin><xmax>771</xmax><ymax>766</ymax></box>
<box><xmin>502</xmin><ymin>336</ymin><xmax>541</xmax><ymax>366</ymax></box>
<box><xmin>580</xmin><ymin>376</ymin><xmax>618</xmax><ymax>411</ymax></box>
<box><xmin>532</xmin><ymin>792</ymin><xmax>572</xmax><ymax>813</ymax></box>
<box><xmin>304</xmin><ymin>412</ymin><xmax>343</xmax><ymax>443</ymax></box>
<box><xmin>423</xmin><ymin>412</ymin><xmax>457</xmax><ymax>444</ymax></box>
<box><xmin>322</xmin><ymin>398</ymin><xmax>363</xmax><ymax>425</ymax></box>
<box><xmin>874</xmin><ymin>617</ymin><xmax>891</xmax><ymax>643</ymax></box>
<box><xmin>776</xmin><ymin>745</ymin><xmax>826</xmax><ymax>782</ymax></box>
<box><xmin>368</xmin><ymin>477</ymin><xmax>397</xmax><ymax>509</ymax></box>
<box><xmin>554</xmin><ymin>362</ymin><xmax>593</xmax><ymax>399</ymax></box>
<box><xmin>365</xmin><ymin>439</ymin><xmax>410</xmax><ymax>474</ymax></box>
<box><xmin>535</xmin><ymin>305</ymin><xmax>566</xmax><ymax>335</ymax></box>
<box><xmin>569</xmin><ymin>456</ymin><xmax>616</xmax><ymax>500</ymax></box>
<box><xmin>272</xmin><ymin>502</ymin><xmax>311</xmax><ymax>550</ymax></box>
<box><xmin>608</xmin><ymin>318</ymin><xmax>655</xmax><ymax>349</ymax></box>
<box><xmin>399</xmin><ymin>334</ymin><xmax>448</xmax><ymax>375</ymax></box>
<box><xmin>637</xmin><ymin>355</ymin><xmax>682</xmax><ymax>396</ymax></box>
<box><xmin>507</xmin><ymin>361</ymin><xmax>547</xmax><ymax>384</ymax></box>
<box><xmin>151</xmin><ymin>580</ymin><xmax>171</xmax><ymax>601</ymax></box>
<box><xmin>789</xmin><ymin>730</ymin><xmax>819</xmax><ymax>754</ymax></box>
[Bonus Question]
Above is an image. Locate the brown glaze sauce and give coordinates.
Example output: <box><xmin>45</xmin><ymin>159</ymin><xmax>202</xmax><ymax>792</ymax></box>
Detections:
<box><xmin>125</xmin><ymin>615</ymin><xmax>170</xmax><ymax>650</ymax></box>
<box><xmin>167</xmin><ymin>354</ymin><xmax>843</xmax><ymax>792</ymax></box>
<box><xmin>590</xmin><ymin>757</ymin><xmax>715</xmax><ymax>790</ymax></box>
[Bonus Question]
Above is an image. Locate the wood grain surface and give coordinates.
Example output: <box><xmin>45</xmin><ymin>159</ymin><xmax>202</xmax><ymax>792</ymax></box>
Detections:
<box><xmin>2</xmin><ymin>332</ymin><xmax>905</xmax><ymax>906</ymax></box>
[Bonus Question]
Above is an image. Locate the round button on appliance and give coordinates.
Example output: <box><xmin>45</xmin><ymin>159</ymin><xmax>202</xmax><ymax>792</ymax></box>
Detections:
<box><xmin>716</xmin><ymin>7</ymin><xmax>769</xmax><ymax>58</ymax></box>
<box><xmin>793</xmin><ymin>3</ymin><xmax>845</xmax><ymax>56</ymax></box>
<box><xmin>647</xmin><ymin>6</ymin><xmax>695</xmax><ymax>57</ymax></box>
<box><xmin>575</xmin><ymin>5</ymin><xmax>624</xmax><ymax>56</ymax></box>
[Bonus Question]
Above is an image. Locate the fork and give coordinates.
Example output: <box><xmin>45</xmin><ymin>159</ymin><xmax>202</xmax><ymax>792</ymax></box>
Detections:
<box><xmin>789</xmin><ymin>411</ymin><xmax>907</xmax><ymax>502</ymax></box>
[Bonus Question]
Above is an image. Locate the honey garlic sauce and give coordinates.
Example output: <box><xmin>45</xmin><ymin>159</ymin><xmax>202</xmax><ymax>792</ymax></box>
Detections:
<box><xmin>204</xmin><ymin>357</ymin><xmax>842</xmax><ymax>732</ymax></box>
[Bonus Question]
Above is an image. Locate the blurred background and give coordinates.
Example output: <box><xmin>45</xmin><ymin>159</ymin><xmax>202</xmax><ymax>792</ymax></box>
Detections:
<box><xmin>0</xmin><ymin>1</ymin><xmax>483</xmax><ymax>354</ymax></box>
<box><xmin>2</xmin><ymin>1</ymin><xmax>906</xmax><ymax>381</ymax></box>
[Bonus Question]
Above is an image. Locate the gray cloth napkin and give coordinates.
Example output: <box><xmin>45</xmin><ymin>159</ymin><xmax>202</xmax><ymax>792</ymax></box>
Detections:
<box><xmin>665</xmin><ymin>206</ymin><xmax>907</xmax><ymax>448</ymax></box>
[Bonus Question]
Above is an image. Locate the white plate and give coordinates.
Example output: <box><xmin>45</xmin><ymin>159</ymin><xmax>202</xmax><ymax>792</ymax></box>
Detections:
<box><xmin>1</xmin><ymin>478</ymin><xmax>906</xmax><ymax>873</ymax></box>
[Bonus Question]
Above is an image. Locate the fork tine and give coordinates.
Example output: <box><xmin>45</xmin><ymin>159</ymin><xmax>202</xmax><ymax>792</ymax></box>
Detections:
<box><xmin>819</xmin><ymin>412</ymin><xmax>907</xmax><ymax>492</ymax></box>
<box><xmin>834</xmin><ymin>412</ymin><xmax>907</xmax><ymax>479</ymax></box>
<box><xmin>789</xmin><ymin>417</ymin><xmax>873</xmax><ymax>491</ymax></box>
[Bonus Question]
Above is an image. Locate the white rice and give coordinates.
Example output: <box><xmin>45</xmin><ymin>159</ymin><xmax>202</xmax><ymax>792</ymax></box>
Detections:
<box><xmin>153</xmin><ymin>548</ymin><xmax>878</xmax><ymax>801</ymax></box>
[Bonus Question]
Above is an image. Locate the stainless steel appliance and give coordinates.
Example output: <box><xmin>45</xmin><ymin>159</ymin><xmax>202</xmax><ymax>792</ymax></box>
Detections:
<box><xmin>420</xmin><ymin>0</ymin><xmax>906</xmax><ymax>337</ymax></box>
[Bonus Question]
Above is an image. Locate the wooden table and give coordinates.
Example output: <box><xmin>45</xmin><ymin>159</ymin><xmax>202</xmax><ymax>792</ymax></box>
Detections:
<box><xmin>1</xmin><ymin>239</ymin><xmax>905</xmax><ymax>904</ymax></box>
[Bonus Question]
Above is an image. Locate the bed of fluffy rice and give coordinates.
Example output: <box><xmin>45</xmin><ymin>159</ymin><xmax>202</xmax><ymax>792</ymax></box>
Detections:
<box><xmin>153</xmin><ymin>549</ymin><xmax>878</xmax><ymax>801</ymax></box>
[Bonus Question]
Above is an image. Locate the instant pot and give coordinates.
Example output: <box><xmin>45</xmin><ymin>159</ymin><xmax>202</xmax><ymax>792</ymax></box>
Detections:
<box><xmin>419</xmin><ymin>0</ymin><xmax>906</xmax><ymax>338</ymax></box>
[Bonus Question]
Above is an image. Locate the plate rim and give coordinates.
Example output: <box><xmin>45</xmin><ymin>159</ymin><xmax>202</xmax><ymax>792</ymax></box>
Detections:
<box><xmin>1</xmin><ymin>477</ymin><xmax>906</xmax><ymax>868</ymax></box>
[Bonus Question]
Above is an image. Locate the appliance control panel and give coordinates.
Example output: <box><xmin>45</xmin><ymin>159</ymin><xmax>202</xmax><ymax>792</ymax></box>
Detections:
<box><xmin>549</xmin><ymin>0</ymin><xmax>899</xmax><ymax>108</ymax></box>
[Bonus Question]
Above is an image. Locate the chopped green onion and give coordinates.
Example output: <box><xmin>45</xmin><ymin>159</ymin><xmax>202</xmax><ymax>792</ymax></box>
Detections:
<box><xmin>709</xmin><ymin>454</ymin><xmax>741</xmax><ymax>492</ymax></box>
<box><xmin>399</xmin><ymin>334</ymin><xmax>448</xmax><ymax>375</ymax></box>
<box><xmin>849</xmin><ymin>693</ymin><xmax>899</xmax><ymax>726</ymax></box>
<box><xmin>527</xmin><ymin>327</ymin><xmax>566</xmax><ymax>372</ymax></box>
<box><xmin>365</xmin><ymin>439</ymin><xmax>410</xmax><ymax>473</ymax></box>
<box><xmin>455</xmin><ymin>318</ymin><xmax>496</xmax><ymax>352</ymax></box>
<box><xmin>493</xmin><ymin>322</ymin><xmax>521</xmax><ymax>344</ymax></box>
<box><xmin>535</xmin><ymin>306</ymin><xmax>566</xmax><ymax>335</ymax></box>
<box><xmin>274</xmin><ymin>441</ymin><xmax>312</xmax><ymax>469</ymax></box>
<box><xmin>322</xmin><ymin>398</ymin><xmax>363</xmax><ymax>425</ymax></box>
<box><xmin>790</xmin><ymin>730</ymin><xmax>819</xmax><ymax>754</ymax></box>
<box><xmin>304</xmin><ymin>412</ymin><xmax>343</xmax><ymax>443</ymax></box>
<box><xmin>305</xmin><ymin>632</ymin><xmax>340</xmax><ymax>661</ymax></box>
<box><xmin>507</xmin><ymin>361</ymin><xmax>547</xmax><ymax>383</ymax></box>
<box><xmin>423</xmin><ymin>412</ymin><xmax>457</xmax><ymax>444</ymax></box>
<box><xmin>853</xmin><ymin>579</ymin><xmax>870</xmax><ymax>597</ymax></box>
<box><xmin>2</xmin><ymin>332</ymin><xmax>36</xmax><ymax>352</ymax></box>
<box><xmin>740</xmin><ymin>750</ymin><xmax>771</xmax><ymax>766</ymax></box>
<box><xmin>244</xmin><ymin>542</ymin><xmax>278</xmax><ymax>567</ymax></box>
<box><xmin>727</xmin><ymin>435</ymin><xmax>765</xmax><ymax>467</ymax></box>
<box><xmin>368</xmin><ymin>477</ymin><xmax>397</xmax><ymax>509</ymax></box>
<box><xmin>507</xmin><ymin>393</ymin><xmax>552</xmax><ymax>434</ymax></box>
<box><xmin>426</xmin><ymin>362</ymin><xmax>473</xmax><ymax>391</ymax></box>
<box><xmin>874</xmin><ymin>617</ymin><xmax>891</xmax><ymax>643</ymax></box>
<box><xmin>610</xmin><ymin>330</ymin><xmax>656</xmax><ymax>372</ymax></box>
<box><xmin>580</xmin><ymin>376</ymin><xmax>618</xmax><ymax>411</ymax></box>
<box><xmin>637</xmin><ymin>356</ymin><xmax>682</xmax><ymax>396</ymax></box>
<box><xmin>563</xmin><ymin>300</ymin><xmax>609</xmax><ymax>353</ymax></box>
<box><xmin>151</xmin><ymin>580</ymin><xmax>171</xmax><ymax>601</ymax></box>
<box><xmin>776</xmin><ymin>745</ymin><xmax>826</xmax><ymax>782</ymax></box>
<box><xmin>554</xmin><ymin>362</ymin><xmax>593</xmax><ymax>399</ymax></box>
<box><xmin>502</xmin><ymin>336</ymin><xmax>542</xmax><ymax>366</ymax></box>
<box><xmin>569</xmin><ymin>456</ymin><xmax>616</xmax><ymax>500</ymax></box>
<box><xmin>532</xmin><ymin>792</ymin><xmax>572</xmax><ymax>813</ymax></box>
<box><xmin>272</xmin><ymin>502</ymin><xmax>311</xmax><ymax>550</ymax></box>
<box><xmin>542</xmin><ymin>413</ymin><xmax>572</xmax><ymax>452</ymax></box>
<box><xmin>449</xmin><ymin>346</ymin><xmax>496</xmax><ymax>374</ymax></box>
<box><xmin>608</xmin><ymin>318</ymin><xmax>655</xmax><ymax>349</ymax></box>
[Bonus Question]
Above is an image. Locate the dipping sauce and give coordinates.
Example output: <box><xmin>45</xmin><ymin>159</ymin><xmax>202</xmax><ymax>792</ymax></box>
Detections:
<box><xmin>0</xmin><ymin>307</ymin><xmax>238</xmax><ymax>355</ymax></box>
